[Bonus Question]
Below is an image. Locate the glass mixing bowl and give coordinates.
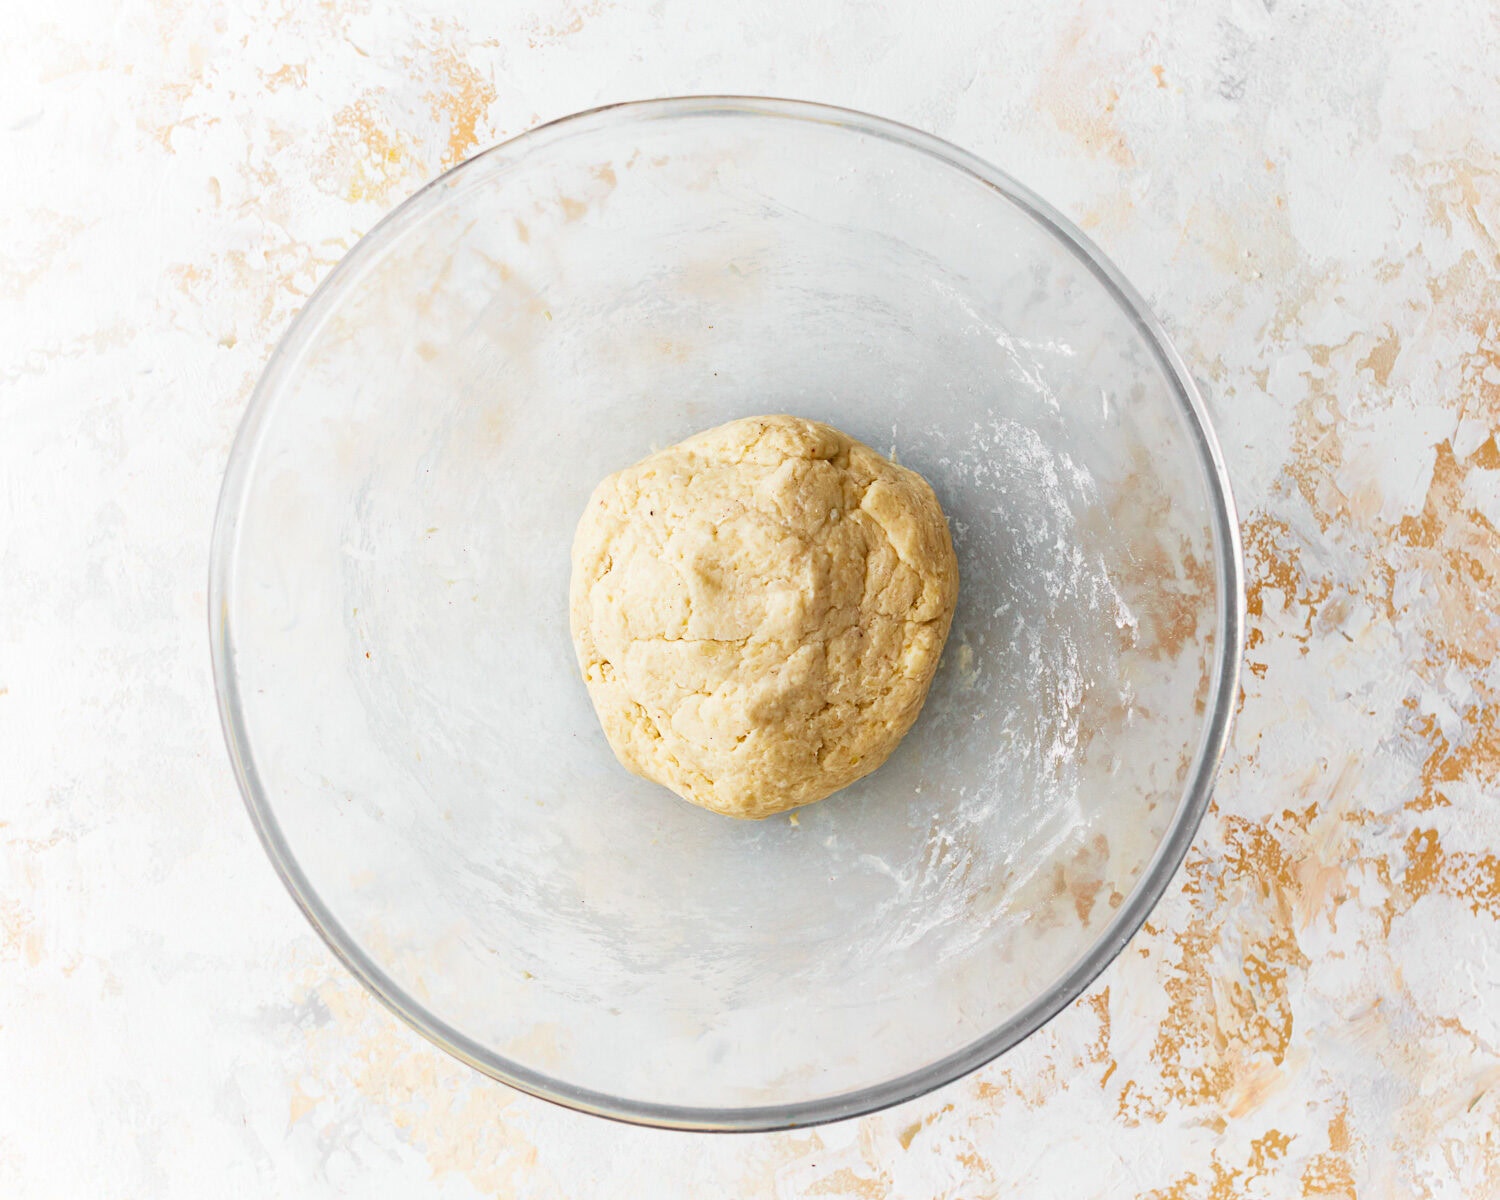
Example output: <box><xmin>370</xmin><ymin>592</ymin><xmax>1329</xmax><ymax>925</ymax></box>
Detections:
<box><xmin>210</xmin><ymin>98</ymin><xmax>1244</xmax><ymax>1130</ymax></box>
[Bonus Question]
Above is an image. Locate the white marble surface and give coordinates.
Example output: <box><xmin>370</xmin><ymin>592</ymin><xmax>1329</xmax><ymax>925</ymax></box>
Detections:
<box><xmin>5</xmin><ymin>1</ymin><xmax>1500</xmax><ymax>1196</ymax></box>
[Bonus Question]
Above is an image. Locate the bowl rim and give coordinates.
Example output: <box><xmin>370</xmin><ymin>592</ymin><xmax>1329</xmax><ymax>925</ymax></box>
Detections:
<box><xmin>209</xmin><ymin>94</ymin><xmax>1246</xmax><ymax>1133</ymax></box>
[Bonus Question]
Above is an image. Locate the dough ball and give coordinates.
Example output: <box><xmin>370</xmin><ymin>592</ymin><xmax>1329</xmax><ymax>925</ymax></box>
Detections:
<box><xmin>569</xmin><ymin>415</ymin><xmax>959</xmax><ymax>819</ymax></box>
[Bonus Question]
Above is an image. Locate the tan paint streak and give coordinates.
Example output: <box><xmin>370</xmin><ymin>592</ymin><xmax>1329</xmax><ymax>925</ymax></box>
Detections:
<box><xmin>262</xmin><ymin>61</ymin><xmax>307</xmax><ymax>91</ymax></box>
<box><xmin>1395</xmin><ymin>441</ymin><xmax>1500</xmax><ymax>669</ymax></box>
<box><xmin>1384</xmin><ymin>439</ymin><xmax>1500</xmax><ymax>814</ymax></box>
<box><xmin>287</xmin><ymin>1080</ymin><xmax>320</xmax><ymax>1126</ymax></box>
<box><xmin>1288</xmin><ymin>760</ymin><xmax>1365</xmax><ymax>930</ymax></box>
<box><xmin>1206</xmin><ymin>1159</ymin><xmax>1245</xmax><ymax>1200</ymax></box>
<box><xmin>0</xmin><ymin>898</ymin><xmax>41</xmax><ymax>966</ymax></box>
<box><xmin>1099</xmin><ymin>449</ymin><xmax>1213</xmax><ymax>663</ymax></box>
<box><xmin>895</xmin><ymin>1102</ymin><xmax>952</xmax><ymax>1150</ymax></box>
<box><xmin>736</xmin><ymin>1131</ymin><xmax>826</xmax><ymax>1195</ymax></box>
<box><xmin>322</xmin><ymin>97</ymin><xmax>416</xmax><ymax>204</ymax></box>
<box><xmin>1356</xmin><ymin>328</ymin><xmax>1401</xmax><ymax>386</ymax></box>
<box><xmin>1228</xmin><ymin>1062</ymin><xmax>1293</xmax><ymax>1120</ymax></box>
<box><xmin>1398</xmin><ymin>827</ymin><xmax>1500</xmax><ymax>920</ymax></box>
<box><xmin>1248</xmin><ymin>257</ymin><xmax>1500</xmax><ymax>829</ymax></box>
<box><xmin>1327</xmin><ymin>1106</ymin><xmax>1352</xmax><ymax>1153</ymax></box>
<box><xmin>0</xmin><ymin>215</ymin><xmax>88</xmax><ymax>301</ymax></box>
<box><xmin>1034</xmin><ymin>14</ymin><xmax>1136</xmax><ymax>166</ymax></box>
<box><xmin>804</xmin><ymin>1166</ymin><xmax>890</xmax><ymax>1198</ymax></box>
<box><xmin>524</xmin><ymin>1</ymin><xmax>608</xmax><ymax>45</ymax></box>
<box><xmin>1248</xmin><ymin>1128</ymin><xmax>1296</xmax><ymax>1179</ymax></box>
<box><xmin>1084</xmin><ymin>986</ymin><xmax>1112</xmax><ymax>1083</ymax></box>
<box><xmin>1300</xmin><ymin>1152</ymin><xmax>1358</xmax><ymax>1197</ymax></box>
<box><xmin>293</xmin><ymin>970</ymin><xmax>552</xmax><ymax>1196</ymax></box>
<box><xmin>1241</xmin><ymin>512</ymin><xmax>1344</xmax><ymax>685</ymax></box>
<box><xmin>1412</xmin><ymin>153</ymin><xmax>1500</xmax><ymax>251</ymax></box>
<box><xmin>1142</xmin><ymin>806</ymin><xmax>1315</xmax><ymax>1115</ymax></box>
<box><xmin>1141</xmin><ymin>1174</ymin><xmax>1197</xmax><ymax>1200</ymax></box>
<box><xmin>425</xmin><ymin>47</ymin><xmax>497</xmax><ymax>168</ymax></box>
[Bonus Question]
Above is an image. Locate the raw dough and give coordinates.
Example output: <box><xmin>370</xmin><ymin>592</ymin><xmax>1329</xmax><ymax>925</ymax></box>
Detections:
<box><xmin>569</xmin><ymin>415</ymin><xmax>959</xmax><ymax>819</ymax></box>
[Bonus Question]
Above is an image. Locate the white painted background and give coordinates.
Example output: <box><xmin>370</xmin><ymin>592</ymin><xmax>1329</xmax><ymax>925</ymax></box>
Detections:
<box><xmin>4</xmin><ymin>1</ymin><xmax>1499</xmax><ymax>1195</ymax></box>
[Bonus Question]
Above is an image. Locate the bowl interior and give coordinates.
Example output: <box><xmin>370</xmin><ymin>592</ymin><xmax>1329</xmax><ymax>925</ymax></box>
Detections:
<box><xmin>215</xmin><ymin>101</ymin><xmax>1235</xmax><ymax>1125</ymax></box>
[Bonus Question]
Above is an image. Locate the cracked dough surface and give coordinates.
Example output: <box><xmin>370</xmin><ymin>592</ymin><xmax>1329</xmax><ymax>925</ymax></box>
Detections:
<box><xmin>569</xmin><ymin>415</ymin><xmax>959</xmax><ymax>819</ymax></box>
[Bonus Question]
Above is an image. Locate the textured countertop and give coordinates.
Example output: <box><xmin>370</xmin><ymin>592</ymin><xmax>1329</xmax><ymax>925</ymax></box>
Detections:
<box><xmin>5</xmin><ymin>1</ymin><xmax>1499</xmax><ymax>1196</ymax></box>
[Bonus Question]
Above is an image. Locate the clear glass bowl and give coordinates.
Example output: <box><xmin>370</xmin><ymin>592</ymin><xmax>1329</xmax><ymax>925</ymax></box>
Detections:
<box><xmin>210</xmin><ymin>98</ymin><xmax>1244</xmax><ymax>1131</ymax></box>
